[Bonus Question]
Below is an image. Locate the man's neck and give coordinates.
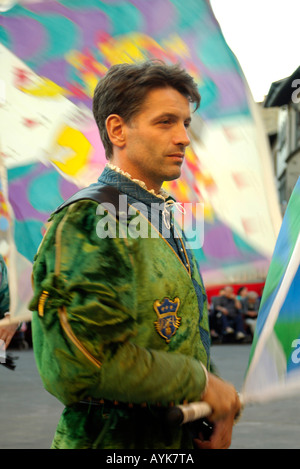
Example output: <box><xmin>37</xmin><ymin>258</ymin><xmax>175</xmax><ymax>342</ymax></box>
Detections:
<box><xmin>106</xmin><ymin>162</ymin><xmax>168</xmax><ymax>199</ymax></box>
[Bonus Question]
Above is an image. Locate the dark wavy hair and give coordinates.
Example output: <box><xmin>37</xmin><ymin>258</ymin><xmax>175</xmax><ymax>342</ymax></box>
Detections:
<box><xmin>92</xmin><ymin>60</ymin><xmax>201</xmax><ymax>159</ymax></box>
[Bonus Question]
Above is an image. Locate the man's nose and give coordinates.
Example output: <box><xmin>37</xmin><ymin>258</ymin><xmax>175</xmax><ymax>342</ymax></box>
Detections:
<box><xmin>173</xmin><ymin>124</ymin><xmax>190</xmax><ymax>147</ymax></box>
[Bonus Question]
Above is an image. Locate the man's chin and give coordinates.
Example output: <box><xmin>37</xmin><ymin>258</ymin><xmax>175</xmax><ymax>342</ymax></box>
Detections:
<box><xmin>163</xmin><ymin>169</ymin><xmax>182</xmax><ymax>182</ymax></box>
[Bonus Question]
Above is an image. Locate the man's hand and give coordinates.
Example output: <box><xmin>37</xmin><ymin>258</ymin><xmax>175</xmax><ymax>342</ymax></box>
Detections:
<box><xmin>192</xmin><ymin>372</ymin><xmax>241</xmax><ymax>449</ymax></box>
<box><xmin>201</xmin><ymin>372</ymin><xmax>241</xmax><ymax>421</ymax></box>
<box><xmin>0</xmin><ymin>314</ymin><xmax>19</xmax><ymax>349</ymax></box>
<box><xmin>193</xmin><ymin>410</ymin><xmax>236</xmax><ymax>449</ymax></box>
<box><xmin>217</xmin><ymin>306</ymin><xmax>228</xmax><ymax>315</ymax></box>
<box><xmin>246</xmin><ymin>310</ymin><xmax>258</xmax><ymax>318</ymax></box>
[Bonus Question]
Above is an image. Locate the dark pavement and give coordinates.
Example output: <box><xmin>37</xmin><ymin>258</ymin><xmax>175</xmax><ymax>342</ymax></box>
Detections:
<box><xmin>1</xmin><ymin>344</ymin><xmax>300</xmax><ymax>449</ymax></box>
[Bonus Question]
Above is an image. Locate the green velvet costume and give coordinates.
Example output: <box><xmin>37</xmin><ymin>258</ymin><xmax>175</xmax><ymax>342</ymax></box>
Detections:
<box><xmin>29</xmin><ymin>166</ymin><xmax>211</xmax><ymax>449</ymax></box>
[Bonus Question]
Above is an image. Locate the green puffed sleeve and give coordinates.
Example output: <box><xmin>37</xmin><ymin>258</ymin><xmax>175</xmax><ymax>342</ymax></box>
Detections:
<box><xmin>30</xmin><ymin>200</ymin><xmax>207</xmax><ymax>407</ymax></box>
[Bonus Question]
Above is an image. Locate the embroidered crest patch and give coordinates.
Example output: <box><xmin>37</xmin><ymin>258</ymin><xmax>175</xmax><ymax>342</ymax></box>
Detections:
<box><xmin>153</xmin><ymin>297</ymin><xmax>181</xmax><ymax>343</ymax></box>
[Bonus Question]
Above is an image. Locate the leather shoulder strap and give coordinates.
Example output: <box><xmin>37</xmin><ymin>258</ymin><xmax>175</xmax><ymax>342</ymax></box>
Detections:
<box><xmin>53</xmin><ymin>184</ymin><xmax>122</xmax><ymax>215</ymax></box>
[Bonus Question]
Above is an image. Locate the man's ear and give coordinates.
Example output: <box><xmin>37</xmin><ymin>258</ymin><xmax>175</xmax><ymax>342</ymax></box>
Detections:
<box><xmin>105</xmin><ymin>114</ymin><xmax>126</xmax><ymax>149</ymax></box>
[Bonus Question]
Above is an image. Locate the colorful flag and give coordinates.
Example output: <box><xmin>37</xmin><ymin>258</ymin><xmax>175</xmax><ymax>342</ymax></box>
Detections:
<box><xmin>242</xmin><ymin>177</ymin><xmax>300</xmax><ymax>404</ymax></box>
<box><xmin>0</xmin><ymin>0</ymin><xmax>282</xmax><ymax>322</ymax></box>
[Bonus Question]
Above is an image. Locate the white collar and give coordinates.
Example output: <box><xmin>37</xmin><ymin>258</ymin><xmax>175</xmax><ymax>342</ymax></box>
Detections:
<box><xmin>106</xmin><ymin>163</ymin><xmax>169</xmax><ymax>201</ymax></box>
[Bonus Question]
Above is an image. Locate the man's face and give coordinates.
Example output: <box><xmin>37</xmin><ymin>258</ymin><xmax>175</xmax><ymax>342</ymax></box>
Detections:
<box><xmin>120</xmin><ymin>87</ymin><xmax>192</xmax><ymax>192</ymax></box>
<box><xmin>224</xmin><ymin>287</ymin><xmax>234</xmax><ymax>298</ymax></box>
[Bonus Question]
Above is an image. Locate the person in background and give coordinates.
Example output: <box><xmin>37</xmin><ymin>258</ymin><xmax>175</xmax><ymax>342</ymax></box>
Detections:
<box><xmin>242</xmin><ymin>291</ymin><xmax>260</xmax><ymax>336</ymax></box>
<box><xmin>208</xmin><ymin>289</ymin><xmax>225</xmax><ymax>341</ymax></box>
<box><xmin>236</xmin><ymin>286</ymin><xmax>248</xmax><ymax>302</ymax></box>
<box><xmin>212</xmin><ymin>286</ymin><xmax>246</xmax><ymax>341</ymax></box>
<box><xmin>0</xmin><ymin>254</ymin><xmax>17</xmax><ymax>349</ymax></box>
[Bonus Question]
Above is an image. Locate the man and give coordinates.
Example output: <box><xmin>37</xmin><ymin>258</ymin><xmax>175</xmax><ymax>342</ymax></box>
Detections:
<box><xmin>242</xmin><ymin>291</ymin><xmax>260</xmax><ymax>336</ymax></box>
<box><xmin>0</xmin><ymin>254</ymin><xmax>16</xmax><ymax>349</ymax></box>
<box><xmin>213</xmin><ymin>285</ymin><xmax>246</xmax><ymax>340</ymax></box>
<box><xmin>212</xmin><ymin>286</ymin><xmax>246</xmax><ymax>341</ymax></box>
<box><xmin>0</xmin><ymin>254</ymin><xmax>20</xmax><ymax>370</ymax></box>
<box><xmin>29</xmin><ymin>60</ymin><xmax>240</xmax><ymax>449</ymax></box>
